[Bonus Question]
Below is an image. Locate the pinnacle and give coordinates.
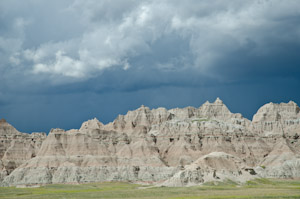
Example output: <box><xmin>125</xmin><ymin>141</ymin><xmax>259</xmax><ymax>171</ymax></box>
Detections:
<box><xmin>288</xmin><ymin>100</ymin><xmax>296</xmax><ymax>105</ymax></box>
<box><xmin>92</xmin><ymin>117</ymin><xmax>100</xmax><ymax>122</ymax></box>
<box><xmin>138</xmin><ymin>104</ymin><xmax>150</xmax><ymax>110</ymax></box>
<box><xmin>214</xmin><ymin>97</ymin><xmax>223</xmax><ymax>104</ymax></box>
<box><xmin>203</xmin><ymin>101</ymin><xmax>210</xmax><ymax>105</ymax></box>
<box><xmin>0</xmin><ymin>118</ymin><xmax>7</xmax><ymax>123</ymax></box>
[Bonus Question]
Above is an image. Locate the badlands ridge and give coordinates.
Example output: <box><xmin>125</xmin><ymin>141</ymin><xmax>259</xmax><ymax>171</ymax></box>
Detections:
<box><xmin>0</xmin><ymin>98</ymin><xmax>300</xmax><ymax>187</ymax></box>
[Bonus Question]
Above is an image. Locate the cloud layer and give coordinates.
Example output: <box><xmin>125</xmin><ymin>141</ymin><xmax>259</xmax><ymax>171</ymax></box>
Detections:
<box><xmin>0</xmin><ymin>0</ymin><xmax>300</xmax><ymax>132</ymax></box>
<box><xmin>2</xmin><ymin>0</ymin><xmax>299</xmax><ymax>82</ymax></box>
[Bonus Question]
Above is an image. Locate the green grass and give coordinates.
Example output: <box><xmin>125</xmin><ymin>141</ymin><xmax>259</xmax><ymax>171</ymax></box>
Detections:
<box><xmin>0</xmin><ymin>179</ymin><xmax>299</xmax><ymax>199</ymax></box>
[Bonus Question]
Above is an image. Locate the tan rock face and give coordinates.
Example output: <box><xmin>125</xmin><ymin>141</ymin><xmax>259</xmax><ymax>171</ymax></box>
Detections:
<box><xmin>197</xmin><ymin>98</ymin><xmax>241</xmax><ymax>121</ymax></box>
<box><xmin>0</xmin><ymin>119</ymin><xmax>46</xmax><ymax>181</ymax></box>
<box><xmin>252</xmin><ymin>101</ymin><xmax>300</xmax><ymax>136</ymax></box>
<box><xmin>1</xmin><ymin>99</ymin><xmax>300</xmax><ymax>187</ymax></box>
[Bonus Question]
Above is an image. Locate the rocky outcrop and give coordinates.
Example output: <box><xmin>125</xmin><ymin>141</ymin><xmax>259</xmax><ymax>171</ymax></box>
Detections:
<box><xmin>252</xmin><ymin>101</ymin><xmax>300</xmax><ymax>136</ymax></box>
<box><xmin>160</xmin><ymin>152</ymin><xmax>255</xmax><ymax>187</ymax></box>
<box><xmin>1</xmin><ymin>99</ymin><xmax>300</xmax><ymax>187</ymax></box>
<box><xmin>2</xmin><ymin>118</ymin><xmax>176</xmax><ymax>186</ymax></box>
<box><xmin>0</xmin><ymin>119</ymin><xmax>46</xmax><ymax>182</ymax></box>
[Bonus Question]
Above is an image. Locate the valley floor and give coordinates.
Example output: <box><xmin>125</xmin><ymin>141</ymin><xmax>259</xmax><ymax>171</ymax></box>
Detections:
<box><xmin>0</xmin><ymin>179</ymin><xmax>299</xmax><ymax>199</ymax></box>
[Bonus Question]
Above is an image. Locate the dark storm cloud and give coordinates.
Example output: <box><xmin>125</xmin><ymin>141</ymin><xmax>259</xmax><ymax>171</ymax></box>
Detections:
<box><xmin>2</xmin><ymin>0</ymin><xmax>300</xmax><ymax>83</ymax></box>
<box><xmin>0</xmin><ymin>0</ymin><xmax>300</xmax><ymax>132</ymax></box>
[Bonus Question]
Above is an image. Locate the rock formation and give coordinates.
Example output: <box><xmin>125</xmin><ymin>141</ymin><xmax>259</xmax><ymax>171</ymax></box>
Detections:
<box><xmin>0</xmin><ymin>119</ymin><xmax>46</xmax><ymax>182</ymax></box>
<box><xmin>1</xmin><ymin>98</ymin><xmax>300</xmax><ymax>187</ymax></box>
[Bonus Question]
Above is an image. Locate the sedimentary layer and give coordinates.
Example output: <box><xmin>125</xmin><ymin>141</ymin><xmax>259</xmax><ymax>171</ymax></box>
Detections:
<box><xmin>1</xmin><ymin>98</ymin><xmax>299</xmax><ymax>186</ymax></box>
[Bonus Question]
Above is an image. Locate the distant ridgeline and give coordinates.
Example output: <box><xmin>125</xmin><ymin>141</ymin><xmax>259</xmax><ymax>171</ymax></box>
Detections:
<box><xmin>1</xmin><ymin>98</ymin><xmax>300</xmax><ymax>187</ymax></box>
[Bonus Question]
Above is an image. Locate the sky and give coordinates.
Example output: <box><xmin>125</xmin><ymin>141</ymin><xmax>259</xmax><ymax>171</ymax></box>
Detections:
<box><xmin>0</xmin><ymin>0</ymin><xmax>300</xmax><ymax>133</ymax></box>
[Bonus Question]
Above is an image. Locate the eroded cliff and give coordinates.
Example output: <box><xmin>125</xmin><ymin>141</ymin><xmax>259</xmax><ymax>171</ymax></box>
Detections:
<box><xmin>1</xmin><ymin>99</ymin><xmax>299</xmax><ymax>187</ymax></box>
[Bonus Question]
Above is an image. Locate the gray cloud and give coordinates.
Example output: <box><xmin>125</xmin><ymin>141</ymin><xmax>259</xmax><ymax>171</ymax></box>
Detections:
<box><xmin>1</xmin><ymin>0</ymin><xmax>299</xmax><ymax>83</ymax></box>
<box><xmin>0</xmin><ymin>0</ymin><xmax>300</xmax><ymax>132</ymax></box>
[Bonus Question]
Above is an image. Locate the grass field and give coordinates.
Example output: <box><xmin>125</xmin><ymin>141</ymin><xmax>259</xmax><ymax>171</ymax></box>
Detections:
<box><xmin>0</xmin><ymin>179</ymin><xmax>299</xmax><ymax>199</ymax></box>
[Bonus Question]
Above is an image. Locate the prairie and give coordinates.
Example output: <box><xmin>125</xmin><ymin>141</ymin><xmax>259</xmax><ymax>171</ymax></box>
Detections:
<box><xmin>0</xmin><ymin>179</ymin><xmax>299</xmax><ymax>199</ymax></box>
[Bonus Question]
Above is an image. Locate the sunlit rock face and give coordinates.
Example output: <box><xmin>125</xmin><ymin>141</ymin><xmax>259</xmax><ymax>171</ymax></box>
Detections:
<box><xmin>252</xmin><ymin>101</ymin><xmax>300</xmax><ymax>136</ymax></box>
<box><xmin>1</xmin><ymin>99</ymin><xmax>300</xmax><ymax>187</ymax></box>
<box><xmin>0</xmin><ymin>119</ymin><xmax>46</xmax><ymax>182</ymax></box>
